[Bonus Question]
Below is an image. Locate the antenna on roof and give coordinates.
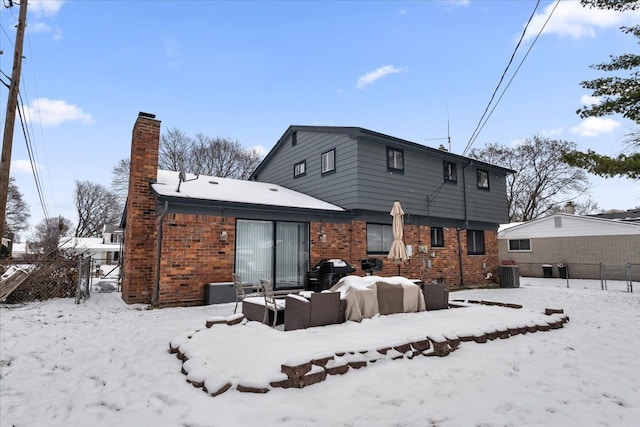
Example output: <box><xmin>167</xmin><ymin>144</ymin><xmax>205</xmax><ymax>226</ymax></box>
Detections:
<box><xmin>176</xmin><ymin>167</ymin><xmax>199</xmax><ymax>192</ymax></box>
<box><xmin>425</xmin><ymin>103</ymin><xmax>452</xmax><ymax>152</ymax></box>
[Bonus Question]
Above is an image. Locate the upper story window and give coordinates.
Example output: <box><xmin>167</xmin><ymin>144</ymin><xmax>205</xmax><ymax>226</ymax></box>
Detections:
<box><xmin>508</xmin><ymin>239</ymin><xmax>531</xmax><ymax>252</ymax></box>
<box><xmin>467</xmin><ymin>230</ymin><xmax>485</xmax><ymax>255</ymax></box>
<box><xmin>321</xmin><ymin>149</ymin><xmax>335</xmax><ymax>175</ymax></box>
<box><xmin>387</xmin><ymin>147</ymin><xmax>404</xmax><ymax>172</ymax></box>
<box><xmin>443</xmin><ymin>161</ymin><xmax>457</xmax><ymax>183</ymax></box>
<box><xmin>366</xmin><ymin>223</ymin><xmax>394</xmax><ymax>254</ymax></box>
<box><xmin>291</xmin><ymin>131</ymin><xmax>297</xmax><ymax>146</ymax></box>
<box><xmin>477</xmin><ymin>169</ymin><xmax>489</xmax><ymax>190</ymax></box>
<box><xmin>431</xmin><ymin>227</ymin><xmax>444</xmax><ymax>248</ymax></box>
<box><xmin>293</xmin><ymin>160</ymin><xmax>306</xmax><ymax>178</ymax></box>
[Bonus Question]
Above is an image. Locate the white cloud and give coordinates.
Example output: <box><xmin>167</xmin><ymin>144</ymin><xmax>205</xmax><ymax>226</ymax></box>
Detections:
<box><xmin>11</xmin><ymin>159</ymin><xmax>38</xmax><ymax>173</ymax></box>
<box><xmin>541</xmin><ymin>127</ymin><xmax>564</xmax><ymax>136</ymax></box>
<box><xmin>580</xmin><ymin>94</ymin><xmax>601</xmax><ymax>106</ymax></box>
<box><xmin>25</xmin><ymin>98</ymin><xmax>94</xmax><ymax>126</ymax></box>
<box><xmin>523</xmin><ymin>0</ymin><xmax>640</xmax><ymax>42</ymax></box>
<box><xmin>356</xmin><ymin>65</ymin><xmax>403</xmax><ymax>89</ymax></box>
<box><xmin>571</xmin><ymin>117</ymin><xmax>620</xmax><ymax>137</ymax></box>
<box><xmin>29</xmin><ymin>0</ymin><xmax>65</xmax><ymax>17</ymax></box>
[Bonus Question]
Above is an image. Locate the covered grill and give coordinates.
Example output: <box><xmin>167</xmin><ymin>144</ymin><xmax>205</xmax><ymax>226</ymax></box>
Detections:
<box><xmin>306</xmin><ymin>259</ymin><xmax>356</xmax><ymax>292</ymax></box>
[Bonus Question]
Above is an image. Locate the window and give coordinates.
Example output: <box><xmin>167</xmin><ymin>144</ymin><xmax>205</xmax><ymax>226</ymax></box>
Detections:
<box><xmin>291</xmin><ymin>131</ymin><xmax>297</xmax><ymax>146</ymax></box>
<box><xmin>443</xmin><ymin>161</ymin><xmax>457</xmax><ymax>183</ymax></box>
<box><xmin>431</xmin><ymin>227</ymin><xmax>444</xmax><ymax>247</ymax></box>
<box><xmin>387</xmin><ymin>147</ymin><xmax>404</xmax><ymax>172</ymax></box>
<box><xmin>477</xmin><ymin>170</ymin><xmax>489</xmax><ymax>190</ymax></box>
<box><xmin>467</xmin><ymin>230</ymin><xmax>485</xmax><ymax>255</ymax></box>
<box><xmin>293</xmin><ymin>160</ymin><xmax>306</xmax><ymax>178</ymax></box>
<box><xmin>321</xmin><ymin>149</ymin><xmax>335</xmax><ymax>174</ymax></box>
<box><xmin>366</xmin><ymin>223</ymin><xmax>394</xmax><ymax>254</ymax></box>
<box><xmin>508</xmin><ymin>239</ymin><xmax>531</xmax><ymax>251</ymax></box>
<box><xmin>112</xmin><ymin>251</ymin><xmax>120</xmax><ymax>262</ymax></box>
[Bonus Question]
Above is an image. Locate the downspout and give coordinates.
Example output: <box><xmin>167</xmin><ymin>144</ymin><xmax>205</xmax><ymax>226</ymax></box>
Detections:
<box><xmin>458</xmin><ymin>160</ymin><xmax>473</xmax><ymax>287</ymax></box>
<box><xmin>154</xmin><ymin>201</ymin><xmax>169</xmax><ymax>306</ymax></box>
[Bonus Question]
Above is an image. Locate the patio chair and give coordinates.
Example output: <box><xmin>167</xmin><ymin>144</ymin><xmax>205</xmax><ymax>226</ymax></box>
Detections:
<box><xmin>232</xmin><ymin>273</ymin><xmax>261</xmax><ymax>314</ymax></box>
<box><xmin>259</xmin><ymin>278</ymin><xmax>286</xmax><ymax>328</ymax></box>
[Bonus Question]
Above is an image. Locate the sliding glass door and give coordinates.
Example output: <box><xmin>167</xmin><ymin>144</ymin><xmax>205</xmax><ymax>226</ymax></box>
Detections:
<box><xmin>235</xmin><ymin>219</ymin><xmax>309</xmax><ymax>289</ymax></box>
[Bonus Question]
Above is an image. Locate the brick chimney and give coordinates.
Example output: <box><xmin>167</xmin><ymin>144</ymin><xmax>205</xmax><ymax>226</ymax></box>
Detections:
<box><xmin>122</xmin><ymin>112</ymin><xmax>161</xmax><ymax>304</ymax></box>
<box><xmin>564</xmin><ymin>201</ymin><xmax>575</xmax><ymax>215</ymax></box>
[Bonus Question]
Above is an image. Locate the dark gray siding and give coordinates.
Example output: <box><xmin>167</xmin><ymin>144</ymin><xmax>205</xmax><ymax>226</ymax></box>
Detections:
<box><xmin>254</xmin><ymin>130</ymin><xmax>360</xmax><ymax>209</ymax></box>
<box><xmin>355</xmin><ymin>138</ymin><xmax>509</xmax><ymax>224</ymax></box>
<box><xmin>255</xmin><ymin>128</ymin><xmax>510</xmax><ymax>226</ymax></box>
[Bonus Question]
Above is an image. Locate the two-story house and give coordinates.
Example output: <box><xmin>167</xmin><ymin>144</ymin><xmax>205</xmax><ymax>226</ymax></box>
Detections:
<box><xmin>251</xmin><ymin>126</ymin><xmax>514</xmax><ymax>287</ymax></box>
<box><xmin>121</xmin><ymin>114</ymin><xmax>513</xmax><ymax>307</ymax></box>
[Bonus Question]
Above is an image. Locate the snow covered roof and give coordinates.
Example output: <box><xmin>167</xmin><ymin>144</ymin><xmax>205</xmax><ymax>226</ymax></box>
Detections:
<box><xmin>498</xmin><ymin>213</ymin><xmax>640</xmax><ymax>239</ymax></box>
<box><xmin>59</xmin><ymin>237</ymin><xmax>120</xmax><ymax>252</ymax></box>
<box><xmin>151</xmin><ymin>170</ymin><xmax>345</xmax><ymax>212</ymax></box>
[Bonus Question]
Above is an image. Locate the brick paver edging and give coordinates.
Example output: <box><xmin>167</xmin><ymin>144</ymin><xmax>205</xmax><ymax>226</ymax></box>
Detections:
<box><xmin>169</xmin><ymin>302</ymin><xmax>569</xmax><ymax>398</ymax></box>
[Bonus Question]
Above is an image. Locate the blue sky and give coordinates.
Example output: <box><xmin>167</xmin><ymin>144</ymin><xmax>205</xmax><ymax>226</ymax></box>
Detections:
<box><xmin>1</xmin><ymin>0</ymin><xmax>639</xmax><ymax>236</ymax></box>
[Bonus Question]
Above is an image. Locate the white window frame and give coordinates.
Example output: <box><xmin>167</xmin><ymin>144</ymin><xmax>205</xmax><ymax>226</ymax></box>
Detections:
<box><xmin>321</xmin><ymin>149</ymin><xmax>335</xmax><ymax>174</ymax></box>
<box><xmin>293</xmin><ymin>160</ymin><xmax>306</xmax><ymax>178</ymax></box>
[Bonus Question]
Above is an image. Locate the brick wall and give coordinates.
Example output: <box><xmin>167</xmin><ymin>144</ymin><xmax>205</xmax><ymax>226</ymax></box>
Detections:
<box><xmin>122</xmin><ymin>113</ymin><xmax>161</xmax><ymax>304</ymax></box>
<box><xmin>157</xmin><ymin>214</ymin><xmax>236</xmax><ymax>307</ymax></box>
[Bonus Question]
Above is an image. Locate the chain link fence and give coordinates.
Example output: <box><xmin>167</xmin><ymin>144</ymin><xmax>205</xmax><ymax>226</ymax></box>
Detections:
<box><xmin>511</xmin><ymin>262</ymin><xmax>637</xmax><ymax>292</ymax></box>
<box><xmin>1</xmin><ymin>255</ymin><xmax>121</xmax><ymax>305</ymax></box>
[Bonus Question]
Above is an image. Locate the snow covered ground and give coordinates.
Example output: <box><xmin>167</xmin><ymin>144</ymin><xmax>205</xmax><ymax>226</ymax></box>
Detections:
<box><xmin>1</xmin><ymin>277</ymin><xmax>638</xmax><ymax>427</ymax></box>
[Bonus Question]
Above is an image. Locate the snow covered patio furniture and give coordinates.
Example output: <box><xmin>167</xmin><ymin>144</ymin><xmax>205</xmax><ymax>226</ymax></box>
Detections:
<box><xmin>241</xmin><ymin>279</ymin><xmax>285</xmax><ymax>327</ymax></box>
<box><xmin>232</xmin><ymin>273</ymin><xmax>261</xmax><ymax>314</ymax></box>
<box><xmin>284</xmin><ymin>292</ymin><xmax>345</xmax><ymax>331</ymax></box>
<box><xmin>330</xmin><ymin>276</ymin><xmax>426</xmax><ymax>322</ymax></box>
<box><xmin>422</xmin><ymin>284</ymin><xmax>450</xmax><ymax>311</ymax></box>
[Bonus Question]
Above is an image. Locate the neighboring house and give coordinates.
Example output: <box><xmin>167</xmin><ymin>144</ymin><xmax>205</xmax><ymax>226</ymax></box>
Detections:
<box><xmin>121</xmin><ymin>114</ymin><xmax>514</xmax><ymax>307</ymax></box>
<box><xmin>59</xmin><ymin>225</ymin><xmax>122</xmax><ymax>275</ymax></box>
<box><xmin>588</xmin><ymin>208</ymin><xmax>640</xmax><ymax>223</ymax></box>
<box><xmin>498</xmin><ymin>213</ymin><xmax>640</xmax><ymax>280</ymax></box>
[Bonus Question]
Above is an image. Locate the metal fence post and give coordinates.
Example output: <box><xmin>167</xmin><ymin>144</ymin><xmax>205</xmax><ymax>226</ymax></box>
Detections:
<box><xmin>566</xmin><ymin>263</ymin><xmax>570</xmax><ymax>288</ymax></box>
<box><xmin>76</xmin><ymin>254</ymin><xmax>83</xmax><ymax>304</ymax></box>
<box><xmin>627</xmin><ymin>263</ymin><xmax>633</xmax><ymax>293</ymax></box>
<box><xmin>599</xmin><ymin>263</ymin><xmax>607</xmax><ymax>290</ymax></box>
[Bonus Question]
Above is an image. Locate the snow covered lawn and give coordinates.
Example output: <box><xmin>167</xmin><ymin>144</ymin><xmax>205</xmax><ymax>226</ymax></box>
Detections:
<box><xmin>1</xmin><ymin>278</ymin><xmax>639</xmax><ymax>426</ymax></box>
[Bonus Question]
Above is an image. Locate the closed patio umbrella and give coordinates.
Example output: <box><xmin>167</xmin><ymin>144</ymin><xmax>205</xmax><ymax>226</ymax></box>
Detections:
<box><xmin>387</xmin><ymin>201</ymin><xmax>409</xmax><ymax>275</ymax></box>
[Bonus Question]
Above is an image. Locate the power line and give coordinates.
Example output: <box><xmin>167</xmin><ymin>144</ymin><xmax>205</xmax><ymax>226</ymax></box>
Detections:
<box><xmin>16</xmin><ymin>89</ymin><xmax>49</xmax><ymax>220</ymax></box>
<box><xmin>462</xmin><ymin>0</ymin><xmax>541</xmax><ymax>156</ymax></box>
<box><xmin>465</xmin><ymin>1</ymin><xmax>561</xmax><ymax>154</ymax></box>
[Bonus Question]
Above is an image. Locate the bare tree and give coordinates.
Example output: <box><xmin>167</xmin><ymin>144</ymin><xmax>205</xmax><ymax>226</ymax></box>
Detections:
<box><xmin>32</xmin><ymin>216</ymin><xmax>73</xmax><ymax>257</ymax></box>
<box><xmin>190</xmin><ymin>134</ymin><xmax>262</xmax><ymax>179</ymax></box>
<box><xmin>74</xmin><ymin>180</ymin><xmax>123</xmax><ymax>238</ymax></box>
<box><xmin>470</xmin><ymin>136</ymin><xmax>591</xmax><ymax>222</ymax></box>
<box><xmin>159</xmin><ymin>128</ymin><xmax>191</xmax><ymax>172</ymax></box>
<box><xmin>111</xmin><ymin>158</ymin><xmax>130</xmax><ymax>204</ymax></box>
<box><xmin>3</xmin><ymin>177</ymin><xmax>30</xmax><ymax>242</ymax></box>
<box><xmin>160</xmin><ymin>128</ymin><xmax>262</xmax><ymax>178</ymax></box>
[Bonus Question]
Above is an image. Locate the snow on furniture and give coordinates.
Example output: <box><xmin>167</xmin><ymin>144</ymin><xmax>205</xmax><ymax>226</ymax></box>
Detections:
<box><xmin>422</xmin><ymin>284</ymin><xmax>450</xmax><ymax>311</ymax></box>
<box><xmin>330</xmin><ymin>276</ymin><xmax>426</xmax><ymax>322</ymax></box>
<box><xmin>284</xmin><ymin>292</ymin><xmax>345</xmax><ymax>331</ymax></box>
<box><xmin>242</xmin><ymin>278</ymin><xmax>285</xmax><ymax>327</ymax></box>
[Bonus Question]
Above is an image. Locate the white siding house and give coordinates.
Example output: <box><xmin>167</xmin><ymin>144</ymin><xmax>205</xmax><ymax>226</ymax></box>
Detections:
<box><xmin>498</xmin><ymin>214</ymin><xmax>640</xmax><ymax>280</ymax></box>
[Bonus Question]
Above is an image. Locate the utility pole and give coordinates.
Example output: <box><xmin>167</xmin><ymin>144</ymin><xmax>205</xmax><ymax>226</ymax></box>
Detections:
<box><xmin>0</xmin><ymin>0</ymin><xmax>28</xmax><ymax>242</ymax></box>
